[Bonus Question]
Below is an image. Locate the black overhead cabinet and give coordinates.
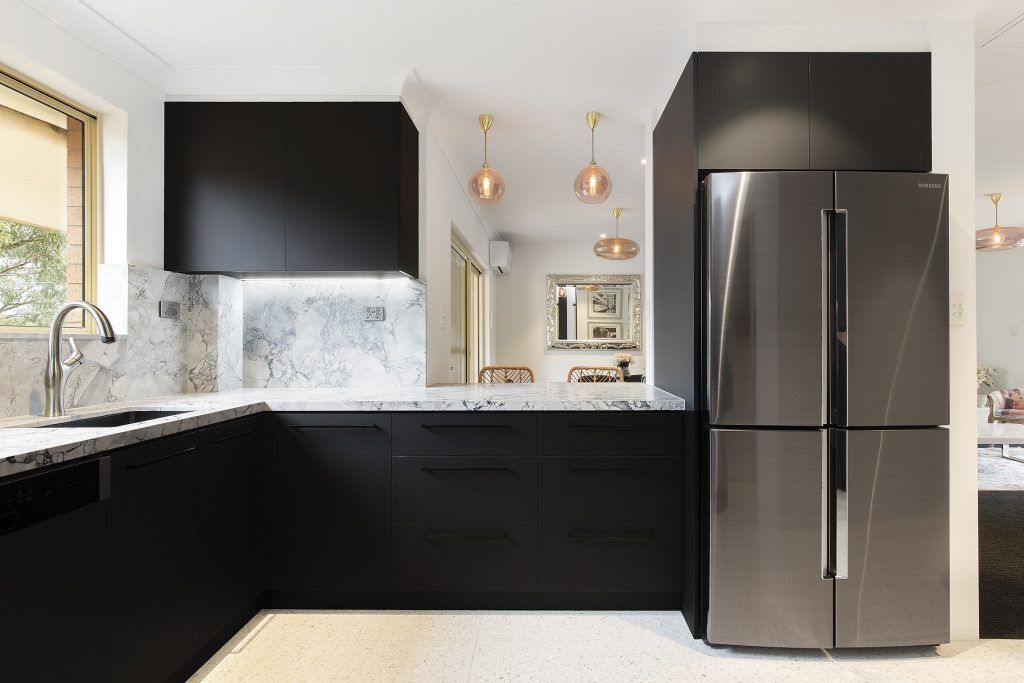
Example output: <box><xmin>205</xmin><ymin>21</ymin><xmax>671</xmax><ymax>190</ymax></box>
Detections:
<box><xmin>693</xmin><ymin>52</ymin><xmax>931</xmax><ymax>173</ymax></box>
<box><xmin>165</xmin><ymin>101</ymin><xmax>419</xmax><ymax>277</ymax></box>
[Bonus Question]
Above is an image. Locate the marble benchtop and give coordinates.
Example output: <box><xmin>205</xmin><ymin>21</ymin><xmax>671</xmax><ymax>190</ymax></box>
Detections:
<box><xmin>0</xmin><ymin>384</ymin><xmax>685</xmax><ymax>479</ymax></box>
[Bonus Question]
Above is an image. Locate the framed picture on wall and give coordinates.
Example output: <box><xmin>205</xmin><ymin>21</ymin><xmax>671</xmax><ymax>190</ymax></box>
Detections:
<box><xmin>589</xmin><ymin>323</ymin><xmax>622</xmax><ymax>340</ymax></box>
<box><xmin>589</xmin><ymin>290</ymin><xmax>620</xmax><ymax>318</ymax></box>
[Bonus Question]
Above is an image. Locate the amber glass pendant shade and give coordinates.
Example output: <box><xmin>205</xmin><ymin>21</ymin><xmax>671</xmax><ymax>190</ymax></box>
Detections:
<box><xmin>594</xmin><ymin>207</ymin><xmax>639</xmax><ymax>260</ymax></box>
<box><xmin>574</xmin><ymin>111</ymin><xmax>612</xmax><ymax>203</ymax></box>
<box><xmin>469</xmin><ymin>114</ymin><xmax>506</xmax><ymax>205</ymax></box>
<box><xmin>976</xmin><ymin>193</ymin><xmax>1024</xmax><ymax>252</ymax></box>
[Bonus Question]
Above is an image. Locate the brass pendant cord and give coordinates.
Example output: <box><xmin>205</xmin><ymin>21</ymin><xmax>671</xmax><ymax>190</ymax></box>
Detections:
<box><xmin>590</xmin><ymin>127</ymin><xmax>596</xmax><ymax>165</ymax></box>
<box><xmin>483</xmin><ymin>128</ymin><xmax>489</xmax><ymax>167</ymax></box>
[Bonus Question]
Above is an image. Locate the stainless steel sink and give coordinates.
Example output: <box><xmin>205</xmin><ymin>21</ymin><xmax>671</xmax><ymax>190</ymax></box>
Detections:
<box><xmin>40</xmin><ymin>410</ymin><xmax>189</xmax><ymax>428</ymax></box>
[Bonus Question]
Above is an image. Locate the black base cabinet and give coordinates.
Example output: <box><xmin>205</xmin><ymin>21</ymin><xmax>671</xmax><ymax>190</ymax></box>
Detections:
<box><xmin>270</xmin><ymin>413</ymin><xmax>391</xmax><ymax>591</ymax></box>
<box><xmin>1</xmin><ymin>410</ymin><xmax>687</xmax><ymax>682</ymax></box>
<box><xmin>110</xmin><ymin>432</ymin><xmax>200</xmax><ymax>683</ymax></box>
<box><xmin>198</xmin><ymin>416</ymin><xmax>264</xmax><ymax>646</ymax></box>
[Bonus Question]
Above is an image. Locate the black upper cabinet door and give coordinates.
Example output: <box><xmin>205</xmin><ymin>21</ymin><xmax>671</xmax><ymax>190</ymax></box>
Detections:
<box><xmin>697</xmin><ymin>52</ymin><xmax>810</xmax><ymax>170</ymax></box>
<box><xmin>272</xmin><ymin>414</ymin><xmax>391</xmax><ymax>591</ymax></box>
<box><xmin>198</xmin><ymin>417</ymin><xmax>264</xmax><ymax>647</ymax></box>
<box><xmin>286</xmin><ymin>102</ymin><xmax>407</xmax><ymax>273</ymax></box>
<box><xmin>110</xmin><ymin>433</ymin><xmax>199</xmax><ymax>683</ymax></box>
<box><xmin>165</xmin><ymin>102</ymin><xmax>287</xmax><ymax>273</ymax></box>
<box><xmin>809</xmin><ymin>53</ymin><xmax>931</xmax><ymax>171</ymax></box>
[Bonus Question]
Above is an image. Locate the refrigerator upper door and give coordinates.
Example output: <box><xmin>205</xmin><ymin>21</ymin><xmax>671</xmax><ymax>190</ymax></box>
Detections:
<box><xmin>835</xmin><ymin>429</ymin><xmax>949</xmax><ymax>647</ymax></box>
<box><xmin>835</xmin><ymin>173</ymin><xmax>949</xmax><ymax>427</ymax></box>
<box><xmin>707</xmin><ymin>429</ymin><xmax>833</xmax><ymax>648</ymax></box>
<box><xmin>707</xmin><ymin>172</ymin><xmax>832</xmax><ymax>427</ymax></box>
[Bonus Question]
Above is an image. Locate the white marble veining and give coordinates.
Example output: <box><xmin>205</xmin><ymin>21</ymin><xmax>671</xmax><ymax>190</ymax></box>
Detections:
<box><xmin>0</xmin><ymin>266</ymin><xmax>232</xmax><ymax>417</ymax></box>
<box><xmin>0</xmin><ymin>383</ymin><xmax>684</xmax><ymax>479</ymax></box>
<box><xmin>242</xmin><ymin>277</ymin><xmax>426</xmax><ymax>389</ymax></box>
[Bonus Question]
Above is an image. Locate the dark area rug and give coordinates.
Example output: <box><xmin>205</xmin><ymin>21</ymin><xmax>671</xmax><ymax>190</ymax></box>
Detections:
<box><xmin>979</xmin><ymin>490</ymin><xmax>1024</xmax><ymax>639</ymax></box>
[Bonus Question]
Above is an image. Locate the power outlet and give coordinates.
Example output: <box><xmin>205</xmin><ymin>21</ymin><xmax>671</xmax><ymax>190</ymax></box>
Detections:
<box><xmin>159</xmin><ymin>301</ymin><xmax>180</xmax><ymax>319</ymax></box>
<box><xmin>364</xmin><ymin>306</ymin><xmax>386</xmax><ymax>322</ymax></box>
<box><xmin>949</xmin><ymin>296</ymin><xmax>966</xmax><ymax>327</ymax></box>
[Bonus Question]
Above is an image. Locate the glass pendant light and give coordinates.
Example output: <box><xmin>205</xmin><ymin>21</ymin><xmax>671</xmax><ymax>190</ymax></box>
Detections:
<box><xmin>468</xmin><ymin>114</ymin><xmax>506</xmax><ymax>205</ymax></box>
<box><xmin>594</xmin><ymin>207</ymin><xmax>639</xmax><ymax>260</ymax></box>
<box><xmin>976</xmin><ymin>192</ymin><xmax>1024</xmax><ymax>251</ymax></box>
<box><xmin>574</xmin><ymin>111</ymin><xmax>612</xmax><ymax>203</ymax></box>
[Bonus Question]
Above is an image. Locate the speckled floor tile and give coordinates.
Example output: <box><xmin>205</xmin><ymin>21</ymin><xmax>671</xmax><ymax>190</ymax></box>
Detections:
<box><xmin>190</xmin><ymin>610</ymin><xmax>1024</xmax><ymax>683</ymax></box>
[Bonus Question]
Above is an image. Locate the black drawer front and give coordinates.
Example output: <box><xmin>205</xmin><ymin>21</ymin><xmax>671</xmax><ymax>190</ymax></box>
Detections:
<box><xmin>392</xmin><ymin>523</ymin><xmax>537</xmax><ymax>591</ymax></box>
<box><xmin>199</xmin><ymin>413</ymin><xmax>263</xmax><ymax>447</ymax></box>
<box><xmin>540</xmin><ymin>456</ymin><xmax>682</xmax><ymax>592</ymax></box>
<box><xmin>277</xmin><ymin>413</ymin><xmax>391</xmax><ymax>455</ymax></box>
<box><xmin>392</xmin><ymin>413</ymin><xmax>536</xmax><ymax>456</ymax></box>
<box><xmin>538</xmin><ymin>413</ymin><xmax>683</xmax><ymax>456</ymax></box>
<box><xmin>393</xmin><ymin>456</ymin><xmax>536</xmax><ymax>524</ymax></box>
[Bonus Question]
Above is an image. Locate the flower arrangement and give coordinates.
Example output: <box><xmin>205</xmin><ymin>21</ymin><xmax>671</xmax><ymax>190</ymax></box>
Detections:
<box><xmin>978</xmin><ymin>365</ymin><xmax>997</xmax><ymax>390</ymax></box>
<box><xmin>613</xmin><ymin>352</ymin><xmax>633</xmax><ymax>367</ymax></box>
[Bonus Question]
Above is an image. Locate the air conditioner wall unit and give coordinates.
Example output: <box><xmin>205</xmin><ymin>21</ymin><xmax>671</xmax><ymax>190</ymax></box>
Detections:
<box><xmin>489</xmin><ymin>241</ymin><xmax>511</xmax><ymax>275</ymax></box>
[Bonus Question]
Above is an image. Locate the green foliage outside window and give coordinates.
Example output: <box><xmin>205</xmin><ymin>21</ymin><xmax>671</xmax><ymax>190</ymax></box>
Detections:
<box><xmin>0</xmin><ymin>218</ymin><xmax>67</xmax><ymax>327</ymax></box>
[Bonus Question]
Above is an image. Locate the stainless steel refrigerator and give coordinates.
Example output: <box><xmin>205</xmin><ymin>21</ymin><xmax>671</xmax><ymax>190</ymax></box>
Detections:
<box><xmin>704</xmin><ymin>171</ymin><xmax>950</xmax><ymax>649</ymax></box>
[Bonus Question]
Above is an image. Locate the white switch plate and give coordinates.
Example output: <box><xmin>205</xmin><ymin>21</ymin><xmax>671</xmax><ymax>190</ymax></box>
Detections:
<box><xmin>363</xmin><ymin>306</ymin><xmax>385</xmax><ymax>322</ymax></box>
<box><xmin>949</xmin><ymin>296</ymin><xmax>966</xmax><ymax>327</ymax></box>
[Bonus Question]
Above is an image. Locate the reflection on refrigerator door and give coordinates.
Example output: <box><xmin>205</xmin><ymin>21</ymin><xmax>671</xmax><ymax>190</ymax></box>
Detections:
<box><xmin>707</xmin><ymin>428</ymin><xmax>832</xmax><ymax>648</ymax></box>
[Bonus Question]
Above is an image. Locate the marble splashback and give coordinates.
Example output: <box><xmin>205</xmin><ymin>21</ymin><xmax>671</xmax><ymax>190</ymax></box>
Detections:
<box><xmin>242</xmin><ymin>278</ymin><xmax>426</xmax><ymax>388</ymax></box>
<box><xmin>0</xmin><ymin>266</ymin><xmax>235</xmax><ymax>417</ymax></box>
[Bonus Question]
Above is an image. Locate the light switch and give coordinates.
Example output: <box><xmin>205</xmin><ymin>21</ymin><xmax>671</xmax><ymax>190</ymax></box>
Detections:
<box><xmin>949</xmin><ymin>296</ymin><xmax>966</xmax><ymax>327</ymax></box>
<box><xmin>1011</xmin><ymin>324</ymin><xmax>1019</xmax><ymax>338</ymax></box>
<box><xmin>441</xmin><ymin>312</ymin><xmax>448</xmax><ymax>330</ymax></box>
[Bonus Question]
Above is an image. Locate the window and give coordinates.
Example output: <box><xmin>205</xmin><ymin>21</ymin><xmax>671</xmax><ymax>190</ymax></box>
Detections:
<box><xmin>450</xmin><ymin>234</ymin><xmax>485</xmax><ymax>383</ymax></box>
<box><xmin>0</xmin><ymin>68</ymin><xmax>97</xmax><ymax>331</ymax></box>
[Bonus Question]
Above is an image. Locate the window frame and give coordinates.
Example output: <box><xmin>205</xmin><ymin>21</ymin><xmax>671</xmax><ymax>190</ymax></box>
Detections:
<box><xmin>0</xmin><ymin>66</ymin><xmax>99</xmax><ymax>334</ymax></box>
<box><xmin>451</xmin><ymin>233</ymin><xmax>486</xmax><ymax>383</ymax></box>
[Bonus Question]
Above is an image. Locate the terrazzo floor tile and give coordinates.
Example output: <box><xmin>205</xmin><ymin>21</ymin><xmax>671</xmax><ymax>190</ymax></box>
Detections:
<box><xmin>190</xmin><ymin>610</ymin><xmax>1024</xmax><ymax>682</ymax></box>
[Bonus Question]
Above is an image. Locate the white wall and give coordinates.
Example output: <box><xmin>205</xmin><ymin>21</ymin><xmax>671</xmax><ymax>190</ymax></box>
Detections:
<box><xmin>0</xmin><ymin>1</ymin><xmax>165</xmax><ymax>268</ymax></box>
<box><xmin>646</xmin><ymin>19</ymin><xmax>979</xmax><ymax>641</ymax></box>
<box><xmin>493</xmin><ymin>244</ymin><xmax>644</xmax><ymax>383</ymax></box>
<box><xmin>976</xmin><ymin>249</ymin><xmax>1024</xmax><ymax>388</ymax></box>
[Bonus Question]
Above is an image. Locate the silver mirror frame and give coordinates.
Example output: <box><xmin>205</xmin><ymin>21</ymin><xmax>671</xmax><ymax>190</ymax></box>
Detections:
<box><xmin>545</xmin><ymin>273</ymin><xmax>642</xmax><ymax>350</ymax></box>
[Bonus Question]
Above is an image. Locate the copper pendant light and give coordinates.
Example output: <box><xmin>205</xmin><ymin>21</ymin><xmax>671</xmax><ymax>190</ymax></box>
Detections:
<box><xmin>977</xmin><ymin>193</ymin><xmax>1024</xmax><ymax>251</ymax></box>
<box><xmin>594</xmin><ymin>207</ymin><xmax>639</xmax><ymax>260</ymax></box>
<box><xmin>468</xmin><ymin>114</ymin><xmax>506</xmax><ymax>205</ymax></box>
<box><xmin>574</xmin><ymin>111</ymin><xmax>612</xmax><ymax>203</ymax></box>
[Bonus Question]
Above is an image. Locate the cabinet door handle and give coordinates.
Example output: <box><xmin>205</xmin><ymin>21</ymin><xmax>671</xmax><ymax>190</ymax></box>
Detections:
<box><xmin>567</xmin><ymin>423</ymin><xmax>652</xmax><ymax>430</ymax></box>
<box><xmin>569</xmin><ymin>532</ymin><xmax>656</xmax><ymax>543</ymax></box>
<box><xmin>568</xmin><ymin>465</ymin><xmax>657</xmax><ymax>473</ymax></box>
<box><xmin>421</xmin><ymin>466</ymin><xmax>512</xmax><ymax>473</ymax></box>
<box><xmin>422</xmin><ymin>532</ymin><xmax>511</xmax><ymax>542</ymax></box>
<box><xmin>126</xmin><ymin>446</ymin><xmax>196</xmax><ymax>470</ymax></box>
<box><xmin>419</xmin><ymin>423</ymin><xmax>511</xmax><ymax>430</ymax></box>
<box><xmin>208</xmin><ymin>428</ymin><xmax>257</xmax><ymax>444</ymax></box>
<box><xmin>289</xmin><ymin>424</ymin><xmax>380</xmax><ymax>430</ymax></box>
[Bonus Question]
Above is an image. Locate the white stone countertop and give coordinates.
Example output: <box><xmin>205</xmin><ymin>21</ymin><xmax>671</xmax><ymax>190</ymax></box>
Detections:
<box><xmin>0</xmin><ymin>384</ymin><xmax>684</xmax><ymax>478</ymax></box>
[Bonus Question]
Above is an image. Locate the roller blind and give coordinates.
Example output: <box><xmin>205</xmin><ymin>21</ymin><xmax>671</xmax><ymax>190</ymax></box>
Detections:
<box><xmin>0</xmin><ymin>84</ymin><xmax>68</xmax><ymax>232</ymax></box>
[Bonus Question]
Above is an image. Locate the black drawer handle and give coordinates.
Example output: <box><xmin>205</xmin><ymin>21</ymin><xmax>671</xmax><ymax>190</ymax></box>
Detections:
<box><xmin>126</xmin><ymin>446</ymin><xmax>196</xmax><ymax>470</ymax></box>
<box><xmin>420</xmin><ymin>423</ymin><xmax>512</xmax><ymax>430</ymax></box>
<box><xmin>568</xmin><ymin>465</ymin><xmax>657</xmax><ymax>473</ymax></box>
<box><xmin>421</xmin><ymin>466</ymin><xmax>512</xmax><ymax>473</ymax></box>
<box><xmin>569</xmin><ymin>532</ymin><xmax>656</xmax><ymax>543</ymax></box>
<box><xmin>567</xmin><ymin>423</ymin><xmax>653</xmax><ymax>430</ymax></box>
<box><xmin>208</xmin><ymin>428</ymin><xmax>258</xmax><ymax>444</ymax></box>
<box><xmin>290</xmin><ymin>424</ymin><xmax>380</xmax><ymax>430</ymax></box>
<box><xmin>423</xmin><ymin>532</ymin><xmax>511</xmax><ymax>542</ymax></box>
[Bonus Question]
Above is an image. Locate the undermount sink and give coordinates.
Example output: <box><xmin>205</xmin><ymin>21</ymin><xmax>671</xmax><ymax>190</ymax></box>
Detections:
<box><xmin>41</xmin><ymin>410</ymin><xmax>190</xmax><ymax>428</ymax></box>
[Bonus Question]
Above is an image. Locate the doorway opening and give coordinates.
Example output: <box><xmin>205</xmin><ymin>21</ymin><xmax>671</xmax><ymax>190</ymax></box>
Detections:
<box><xmin>451</xmin><ymin>235</ymin><xmax>485</xmax><ymax>383</ymax></box>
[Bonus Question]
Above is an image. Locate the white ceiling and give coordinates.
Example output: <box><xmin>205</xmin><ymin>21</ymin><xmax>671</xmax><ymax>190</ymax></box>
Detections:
<box><xmin>19</xmin><ymin>0</ymin><xmax>1004</xmax><ymax>246</ymax></box>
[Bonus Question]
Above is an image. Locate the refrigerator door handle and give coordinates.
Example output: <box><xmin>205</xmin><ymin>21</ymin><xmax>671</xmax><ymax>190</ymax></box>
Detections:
<box><xmin>821</xmin><ymin>432</ymin><xmax>830</xmax><ymax>580</ymax></box>
<box><xmin>828</xmin><ymin>209</ymin><xmax>849</xmax><ymax>426</ymax></box>
<box><xmin>832</xmin><ymin>431</ymin><xmax>849</xmax><ymax>581</ymax></box>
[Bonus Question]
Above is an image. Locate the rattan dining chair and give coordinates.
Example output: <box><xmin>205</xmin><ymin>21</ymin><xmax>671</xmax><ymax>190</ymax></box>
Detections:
<box><xmin>478</xmin><ymin>366</ymin><xmax>536</xmax><ymax>383</ymax></box>
<box><xmin>566</xmin><ymin>366</ymin><xmax>624</xmax><ymax>383</ymax></box>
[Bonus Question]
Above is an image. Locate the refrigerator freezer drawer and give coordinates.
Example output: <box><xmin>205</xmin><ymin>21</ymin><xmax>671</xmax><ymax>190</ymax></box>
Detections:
<box><xmin>707</xmin><ymin>428</ymin><xmax>833</xmax><ymax>648</ymax></box>
<box><xmin>835</xmin><ymin>428</ymin><xmax>949</xmax><ymax>647</ymax></box>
